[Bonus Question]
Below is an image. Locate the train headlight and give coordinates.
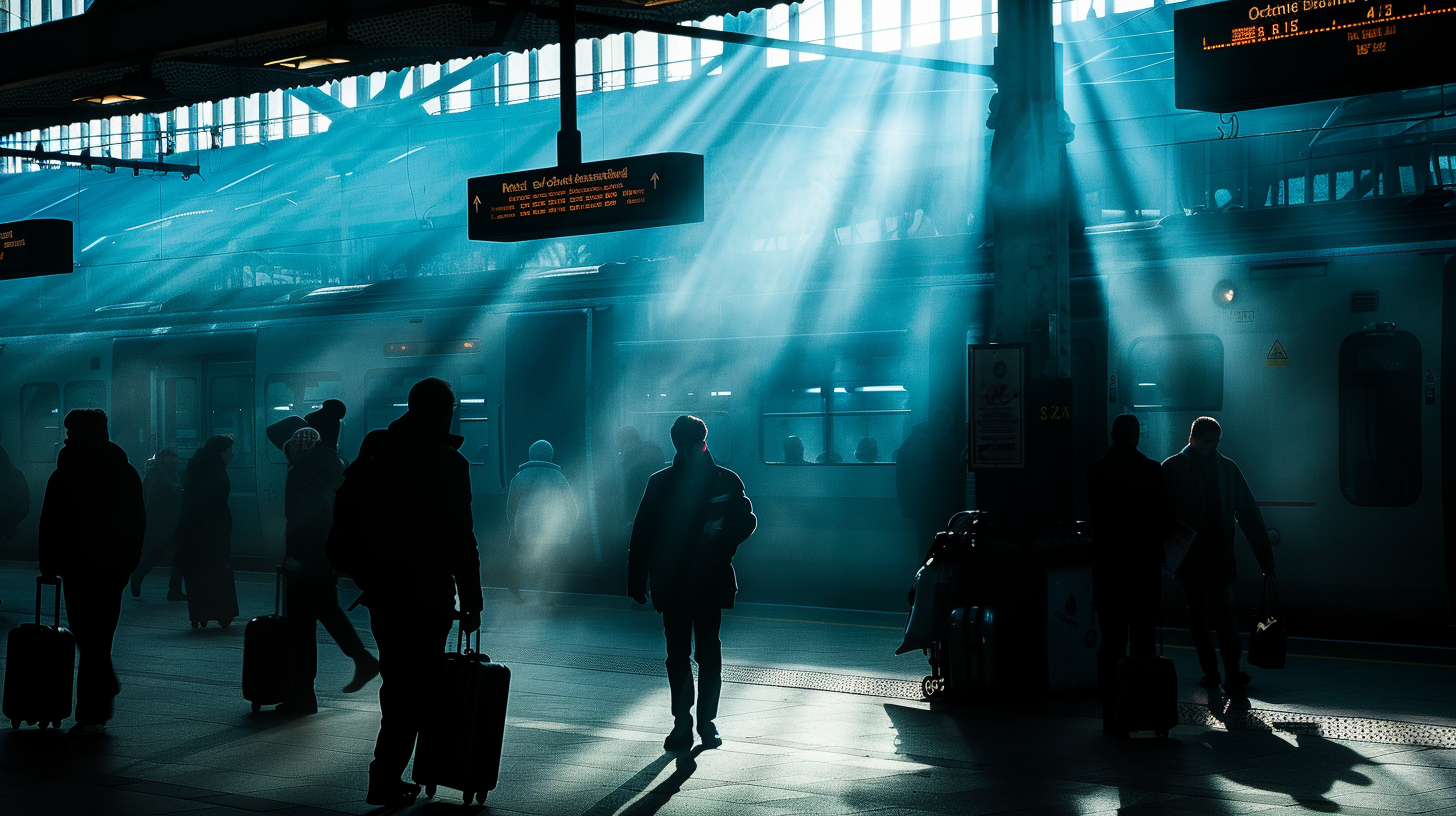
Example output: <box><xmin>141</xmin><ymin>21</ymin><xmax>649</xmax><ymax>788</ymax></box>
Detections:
<box><xmin>1213</xmin><ymin>279</ymin><xmax>1236</xmax><ymax>308</ymax></box>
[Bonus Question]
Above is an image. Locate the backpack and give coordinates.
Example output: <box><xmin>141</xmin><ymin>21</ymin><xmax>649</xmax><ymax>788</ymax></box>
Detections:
<box><xmin>325</xmin><ymin>434</ymin><xmax>394</xmax><ymax>587</ymax></box>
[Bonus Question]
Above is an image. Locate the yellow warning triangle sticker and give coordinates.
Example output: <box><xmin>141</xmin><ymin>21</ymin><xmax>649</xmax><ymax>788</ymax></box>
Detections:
<box><xmin>1266</xmin><ymin>338</ymin><xmax>1290</xmax><ymax>366</ymax></box>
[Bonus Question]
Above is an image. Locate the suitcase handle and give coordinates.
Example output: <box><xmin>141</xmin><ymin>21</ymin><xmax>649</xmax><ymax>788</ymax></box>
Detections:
<box><xmin>274</xmin><ymin>565</ymin><xmax>287</xmax><ymax>617</ymax></box>
<box><xmin>455</xmin><ymin>623</ymin><xmax>487</xmax><ymax>662</ymax></box>
<box><xmin>35</xmin><ymin>575</ymin><xmax>62</xmax><ymax>627</ymax></box>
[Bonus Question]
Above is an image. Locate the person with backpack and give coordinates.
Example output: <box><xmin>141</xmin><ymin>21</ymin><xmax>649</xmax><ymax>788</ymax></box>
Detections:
<box><xmin>327</xmin><ymin>378</ymin><xmax>481</xmax><ymax>808</ymax></box>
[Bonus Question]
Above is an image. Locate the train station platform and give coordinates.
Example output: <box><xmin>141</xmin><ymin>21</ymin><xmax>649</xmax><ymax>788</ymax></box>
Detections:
<box><xmin>1</xmin><ymin>561</ymin><xmax>1454</xmax><ymax>816</ymax></box>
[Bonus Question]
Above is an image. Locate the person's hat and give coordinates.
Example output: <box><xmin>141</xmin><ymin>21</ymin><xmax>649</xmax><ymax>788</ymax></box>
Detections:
<box><xmin>266</xmin><ymin>415</ymin><xmax>309</xmax><ymax>451</ymax></box>
<box><xmin>304</xmin><ymin>399</ymin><xmax>346</xmax><ymax>449</ymax></box>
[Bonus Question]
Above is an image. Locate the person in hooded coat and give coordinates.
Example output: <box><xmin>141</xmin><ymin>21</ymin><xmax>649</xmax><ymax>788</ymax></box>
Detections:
<box><xmin>131</xmin><ymin>448</ymin><xmax>185</xmax><ymax>601</ymax></box>
<box><xmin>175</xmin><ymin>435</ymin><xmax>236</xmax><ymax>625</ymax></box>
<box><xmin>505</xmin><ymin>439</ymin><xmax>578</xmax><ymax>599</ymax></box>
<box><xmin>266</xmin><ymin>401</ymin><xmax>380</xmax><ymax>713</ymax></box>
<box><xmin>37</xmin><ymin>409</ymin><xmax>145</xmax><ymax>736</ymax></box>
<box><xmin>326</xmin><ymin>378</ymin><xmax>482</xmax><ymax>809</ymax></box>
<box><xmin>628</xmin><ymin>415</ymin><xmax>755</xmax><ymax>752</ymax></box>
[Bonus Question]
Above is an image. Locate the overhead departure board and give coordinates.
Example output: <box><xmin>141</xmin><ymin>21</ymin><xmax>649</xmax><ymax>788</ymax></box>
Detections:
<box><xmin>467</xmin><ymin>152</ymin><xmax>704</xmax><ymax>242</ymax></box>
<box><xmin>0</xmin><ymin>218</ymin><xmax>73</xmax><ymax>281</ymax></box>
<box><xmin>1175</xmin><ymin>0</ymin><xmax>1456</xmax><ymax>111</ymax></box>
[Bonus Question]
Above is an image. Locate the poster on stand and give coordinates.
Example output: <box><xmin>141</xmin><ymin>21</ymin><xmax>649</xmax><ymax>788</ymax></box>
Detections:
<box><xmin>969</xmin><ymin>344</ymin><xmax>1025</xmax><ymax>468</ymax></box>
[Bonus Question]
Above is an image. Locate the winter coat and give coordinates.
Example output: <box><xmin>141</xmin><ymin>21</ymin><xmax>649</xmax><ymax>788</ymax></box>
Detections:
<box><xmin>627</xmin><ymin>449</ymin><xmax>755</xmax><ymax>611</ymax></box>
<box><xmin>507</xmin><ymin>457</ymin><xmax>579</xmax><ymax>555</ymax></box>
<box><xmin>327</xmin><ymin>412</ymin><xmax>482</xmax><ymax>616</ymax></box>
<box><xmin>1086</xmin><ymin>443</ymin><xmax>1174</xmax><ymax>566</ymax></box>
<box><xmin>1162</xmin><ymin>446</ymin><xmax>1274</xmax><ymax>582</ymax></box>
<box><xmin>895</xmin><ymin>421</ymin><xmax>964</xmax><ymax>524</ymax></box>
<box><xmin>37</xmin><ymin>440</ymin><xmax>145</xmax><ymax>578</ymax></box>
<box><xmin>285</xmin><ymin>444</ymin><xmax>346</xmax><ymax>581</ymax></box>
<box><xmin>141</xmin><ymin>463</ymin><xmax>182</xmax><ymax>553</ymax></box>
<box><xmin>174</xmin><ymin>452</ymin><xmax>233</xmax><ymax>574</ymax></box>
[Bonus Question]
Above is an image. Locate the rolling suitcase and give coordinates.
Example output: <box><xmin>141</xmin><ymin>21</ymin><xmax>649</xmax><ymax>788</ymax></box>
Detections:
<box><xmin>243</xmin><ymin>567</ymin><xmax>293</xmax><ymax>712</ymax></box>
<box><xmin>187</xmin><ymin>565</ymin><xmax>239</xmax><ymax>628</ymax></box>
<box><xmin>1112</xmin><ymin>627</ymin><xmax>1177</xmax><ymax>738</ymax></box>
<box><xmin>413</xmin><ymin>628</ymin><xmax>511</xmax><ymax>805</ymax></box>
<box><xmin>3</xmin><ymin>576</ymin><xmax>76</xmax><ymax>730</ymax></box>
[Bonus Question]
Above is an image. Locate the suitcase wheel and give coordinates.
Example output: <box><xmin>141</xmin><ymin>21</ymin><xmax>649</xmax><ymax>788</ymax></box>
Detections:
<box><xmin>922</xmin><ymin>675</ymin><xmax>946</xmax><ymax>700</ymax></box>
<box><xmin>38</xmin><ymin>720</ymin><xmax>49</xmax><ymax>730</ymax></box>
<box><xmin>52</xmin><ymin>721</ymin><xmax>62</xmax><ymax>729</ymax></box>
<box><xmin>462</xmin><ymin>791</ymin><xmax>474</xmax><ymax>804</ymax></box>
<box><xmin>220</xmin><ymin>618</ymin><xmax>233</xmax><ymax>628</ymax></box>
<box><xmin>193</xmin><ymin>620</ymin><xmax>203</xmax><ymax>629</ymax></box>
<box><xmin>252</xmin><ymin>702</ymin><xmax>261</xmax><ymax>713</ymax></box>
<box><xmin>1156</xmin><ymin>729</ymin><xmax>1169</xmax><ymax>739</ymax></box>
<box><xmin>476</xmin><ymin>792</ymin><xmax>487</xmax><ymax>803</ymax></box>
<box><xmin>424</xmin><ymin>785</ymin><xmax>436</xmax><ymax>798</ymax></box>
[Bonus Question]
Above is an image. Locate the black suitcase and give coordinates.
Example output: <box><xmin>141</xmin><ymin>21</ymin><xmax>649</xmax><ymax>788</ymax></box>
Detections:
<box><xmin>243</xmin><ymin>567</ymin><xmax>293</xmax><ymax>712</ymax></box>
<box><xmin>3</xmin><ymin>576</ymin><xmax>76</xmax><ymax>730</ymax></box>
<box><xmin>187</xmin><ymin>565</ymin><xmax>239</xmax><ymax>628</ymax></box>
<box><xmin>1112</xmin><ymin>637</ymin><xmax>1178</xmax><ymax>738</ymax></box>
<box><xmin>413</xmin><ymin>628</ymin><xmax>510</xmax><ymax>805</ymax></box>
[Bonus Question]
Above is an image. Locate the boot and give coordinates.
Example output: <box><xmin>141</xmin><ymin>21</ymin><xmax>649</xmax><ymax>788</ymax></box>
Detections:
<box><xmin>342</xmin><ymin>653</ymin><xmax>380</xmax><ymax>693</ymax></box>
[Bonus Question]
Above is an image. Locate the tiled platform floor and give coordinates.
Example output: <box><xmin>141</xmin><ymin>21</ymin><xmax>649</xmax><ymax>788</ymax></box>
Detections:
<box><xmin>2</xmin><ymin>561</ymin><xmax>1454</xmax><ymax>816</ymax></box>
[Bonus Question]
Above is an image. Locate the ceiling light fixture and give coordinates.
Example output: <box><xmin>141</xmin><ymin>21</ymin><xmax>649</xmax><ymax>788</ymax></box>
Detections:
<box><xmin>261</xmin><ymin>20</ymin><xmax>362</xmax><ymax>72</ymax></box>
<box><xmin>72</xmin><ymin>67</ymin><xmax>171</xmax><ymax>105</ymax></box>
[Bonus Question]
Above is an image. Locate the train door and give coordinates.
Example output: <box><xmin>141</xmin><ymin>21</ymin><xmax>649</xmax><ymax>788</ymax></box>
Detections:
<box><xmin>113</xmin><ymin>332</ymin><xmax>263</xmax><ymax>563</ymax></box>
<box><xmin>502</xmin><ymin>310</ymin><xmax>594</xmax><ymax>584</ymax></box>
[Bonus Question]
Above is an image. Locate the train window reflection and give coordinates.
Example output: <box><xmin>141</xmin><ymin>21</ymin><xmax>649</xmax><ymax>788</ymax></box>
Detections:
<box><xmin>210</xmin><ymin>376</ymin><xmax>254</xmax><ymax>467</ymax></box>
<box><xmin>263</xmin><ymin>373</ymin><xmax>343</xmax><ymax>464</ymax></box>
<box><xmin>1125</xmin><ymin>334</ymin><xmax>1224</xmax><ymax>411</ymax></box>
<box><xmin>64</xmin><ymin>380</ymin><xmax>106</xmax><ymax>414</ymax></box>
<box><xmin>20</xmin><ymin>383</ymin><xmax>61</xmax><ymax>463</ymax></box>
<box><xmin>1339</xmin><ymin>330</ymin><xmax>1421</xmax><ymax>507</ymax></box>
<box><xmin>762</xmin><ymin>384</ymin><xmax>910</xmax><ymax>464</ymax></box>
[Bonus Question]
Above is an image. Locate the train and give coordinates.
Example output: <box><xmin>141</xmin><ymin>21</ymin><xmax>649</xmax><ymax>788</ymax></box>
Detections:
<box><xmin>0</xmin><ymin>190</ymin><xmax>1451</xmax><ymax>640</ymax></box>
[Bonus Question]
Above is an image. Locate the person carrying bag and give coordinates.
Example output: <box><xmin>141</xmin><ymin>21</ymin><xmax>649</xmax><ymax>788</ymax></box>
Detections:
<box><xmin>1247</xmin><ymin>577</ymin><xmax>1287</xmax><ymax>670</ymax></box>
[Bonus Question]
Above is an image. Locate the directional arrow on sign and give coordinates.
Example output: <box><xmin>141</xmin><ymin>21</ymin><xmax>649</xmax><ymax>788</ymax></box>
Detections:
<box><xmin>472</xmin><ymin>196</ymin><xmax>481</xmax><ymax>213</ymax></box>
<box><xmin>650</xmin><ymin>173</ymin><xmax>659</xmax><ymax>189</ymax></box>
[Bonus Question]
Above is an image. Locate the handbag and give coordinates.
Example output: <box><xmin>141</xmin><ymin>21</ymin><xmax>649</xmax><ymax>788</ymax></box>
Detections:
<box><xmin>1247</xmin><ymin>576</ymin><xmax>1287</xmax><ymax>670</ymax></box>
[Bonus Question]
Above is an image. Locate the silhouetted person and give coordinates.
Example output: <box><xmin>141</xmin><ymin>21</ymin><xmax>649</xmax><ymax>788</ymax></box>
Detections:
<box><xmin>37</xmin><ymin>409</ymin><xmax>145</xmax><ymax>736</ymax></box>
<box><xmin>628</xmin><ymin>415</ymin><xmax>755</xmax><ymax>751</ymax></box>
<box><xmin>506</xmin><ymin>439</ymin><xmax>579</xmax><ymax>600</ymax></box>
<box><xmin>0</xmin><ymin>439</ymin><xmax>29</xmax><ymax>542</ymax></box>
<box><xmin>782</xmin><ymin>435</ymin><xmax>806</xmax><ymax>464</ymax></box>
<box><xmin>1087</xmin><ymin>414</ymin><xmax>1174</xmax><ymax>730</ymax></box>
<box><xmin>175</xmin><ymin>435</ymin><xmax>235</xmax><ymax>619</ymax></box>
<box><xmin>268</xmin><ymin>401</ymin><xmax>380</xmax><ymax>715</ymax></box>
<box><xmin>855</xmin><ymin>437</ymin><xmax>880</xmax><ymax>463</ymax></box>
<box><xmin>131</xmin><ymin>449</ymin><xmax>184</xmax><ymax>601</ymax></box>
<box><xmin>816</xmin><ymin>450</ymin><xmax>844</xmax><ymax>464</ymax></box>
<box><xmin>328</xmin><ymin>377</ymin><xmax>481</xmax><ymax>808</ymax></box>
<box><xmin>896</xmin><ymin>408</ymin><xmax>965</xmax><ymax>554</ymax></box>
<box><xmin>1163</xmin><ymin>416</ymin><xmax>1276</xmax><ymax>695</ymax></box>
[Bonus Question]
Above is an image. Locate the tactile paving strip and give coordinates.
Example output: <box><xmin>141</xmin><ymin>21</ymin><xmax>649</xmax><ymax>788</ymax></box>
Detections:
<box><xmin>1178</xmin><ymin>701</ymin><xmax>1456</xmax><ymax>749</ymax></box>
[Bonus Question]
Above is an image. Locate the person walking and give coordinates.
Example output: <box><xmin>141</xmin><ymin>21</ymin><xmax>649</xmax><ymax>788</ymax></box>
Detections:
<box><xmin>506</xmin><ymin>439</ymin><xmax>578</xmax><ymax>600</ymax></box>
<box><xmin>175</xmin><ymin>435</ymin><xmax>237</xmax><ymax>626</ymax></box>
<box><xmin>1162</xmin><ymin>416</ymin><xmax>1276</xmax><ymax>695</ymax></box>
<box><xmin>267</xmin><ymin>399</ymin><xmax>380</xmax><ymax>714</ymax></box>
<box><xmin>628</xmin><ymin>415</ymin><xmax>756</xmax><ymax>751</ymax></box>
<box><xmin>1086</xmin><ymin>414</ymin><xmax>1174</xmax><ymax>730</ymax></box>
<box><xmin>37</xmin><ymin>409</ymin><xmax>145</xmax><ymax>736</ymax></box>
<box><xmin>327</xmin><ymin>378</ymin><xmax>482</xmax><ymax>808</ymax></box>
<box><xmin>131</xmin><ymin>449</ymin><xmax>185</xmax><ymax>601</ymax></box>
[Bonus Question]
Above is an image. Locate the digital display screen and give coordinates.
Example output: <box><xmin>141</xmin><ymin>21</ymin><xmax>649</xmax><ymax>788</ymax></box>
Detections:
<box><xmin>1175</xmin><ymin>0</ymin><xmax>1456</xmax><ymax>111</ymax></box>
<box><xmin>0</xmin><ymin>218</ymin><xmax>73</xmax><ymax>281</ymax></box>
<box><xmin>467</xmin><ymin>152</ymin><xmax>704</xmax><ymax>242</ymax></box>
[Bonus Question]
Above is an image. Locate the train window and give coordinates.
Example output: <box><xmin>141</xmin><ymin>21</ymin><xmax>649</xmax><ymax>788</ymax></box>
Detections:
<box><xmin>19</xmin><ymin>383</ymin><xmax>61</xmax><ymax>463</ymax></box>
<box><xmin>1125</xmin><ymin>335</ymin><xmax>1223</xmax><ymax>411</ymax></box>
<box><xmin>762</xmin><ymin>384</ymin><xmax>910</xmax><ymax>464</ymax></box>
<box><xmin>64</xmin><ymin>381</ymin><xmax>106</xmax><ymax>414</ymax></box>
<box><xmin>1339</xmin><ymin>331</ymin><xmax>1421</xmax><ymax>506</ymax></box>
<box><xmin>263</xmin><ymin>373</ymin><xmax>343</xmax><ymax>464</ymax></box>
<box><xmin>210</xmin><ymin>376</ymin><xmax>254</xmax><ymax>467</ymax></box>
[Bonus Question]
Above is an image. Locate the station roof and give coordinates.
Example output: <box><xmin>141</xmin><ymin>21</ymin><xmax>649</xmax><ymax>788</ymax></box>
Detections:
<box><xmin>0</xmin><ymin>0</ymin><xmax>774</xmax><ymax>135</ymax></box>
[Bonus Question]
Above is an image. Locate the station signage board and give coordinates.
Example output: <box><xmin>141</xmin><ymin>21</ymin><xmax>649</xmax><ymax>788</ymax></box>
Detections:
<box><xmin>1175</xmin><ymin>0</ymin><xmax>1456</xmax><ymax>111</ymax></box>
<box><xmin>0</xmin><ymin>218</ymin><xmax>73</xmax><ymax>281</ymax></box>
<box><xmin>467</xmin><ymin>152</ymin><xmax>704</xmax><ymax>242</ymax></box>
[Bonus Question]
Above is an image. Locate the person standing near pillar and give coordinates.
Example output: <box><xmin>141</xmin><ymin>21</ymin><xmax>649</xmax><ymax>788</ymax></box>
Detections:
<box><xmin>1086</xmin><ymin>414</ymin><xmax>1173</xmax><ymax>729</ymax></box>
<box><xmin>38</xmin><ymin>409</ymin><xmax>146</xmax><ymax>736</ymax></box>
<box><xmin>131</xmin><ymin>449</ymin><xmax>185</xmax><ymax>601</ymax></box>
<box><xmin>628</xmin><ymin>415</ymin><xmax>755</xmax><ymax>751</ymax></box>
